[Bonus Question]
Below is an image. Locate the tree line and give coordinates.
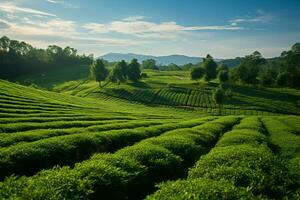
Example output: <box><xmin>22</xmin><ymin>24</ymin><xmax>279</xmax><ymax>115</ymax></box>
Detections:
<box><xmin>0</xmin><ymin>36</ymin><xmax>93</xmax><ymax>79</ymax></box>
<box><xmin>190</xmin><ymin>43</ymin><xmax>300</xmax><ymax>89</ymax></box>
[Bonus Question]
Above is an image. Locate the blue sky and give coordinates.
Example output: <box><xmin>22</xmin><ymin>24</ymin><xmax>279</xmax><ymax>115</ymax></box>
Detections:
<box><xmin>0</xmin><ymin>0</ymin><xmax>299</xmax><ymax>58</ymax></box>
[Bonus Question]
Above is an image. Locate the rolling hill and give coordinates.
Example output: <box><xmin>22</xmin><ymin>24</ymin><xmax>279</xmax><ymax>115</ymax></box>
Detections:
<box><xmin>0</xmin><ymin>79</ymin><xmax>299</xmax><ymax>199</ymax></box>
<box><xmin>100</xmin><ymin>53</ymin><xmax>204</xmax><ymax>65</ymax></box>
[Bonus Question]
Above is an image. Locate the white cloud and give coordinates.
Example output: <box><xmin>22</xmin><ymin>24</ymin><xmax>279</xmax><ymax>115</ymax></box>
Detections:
<box><xmin>83</xmin><ymin>18</ymin><xmax>244</xmax><ymax>39</ymax></box>
<box><xmin>230</xmin><ymin>9</ymin><xmax>273</xmax><ymax>25</ymax></box>
<box><xmin>46</xmin><ymin>0</ymin><xmax>79</xmax><ymax>8</ymax></box>
<box><xmin>0</xmin><ymin>17</ymin><xmax>78</xmax><ymax>37</ymax></box>
<box><xmin>123</xmin><ymin>16</ymin><xmax>145</xmax><ymax>21</ymax></box>
<box><xmin>46</xmin><ymin>0</ymin><xmax>60</xmax><ymax>3</ymax></box>
<box><xmin>82</xmin><ymin>23</ymin><xmax>109</xmax><ymax>33</ymax></box>
<box><xmin>0</xmin><ymin>16</ymin><xmax>147</xmax><ymax>48</ymax></box>
<box><xmin>0</xmin><ymin>2</ymin><xmax>56</xmax><ymax>17</ymax></box>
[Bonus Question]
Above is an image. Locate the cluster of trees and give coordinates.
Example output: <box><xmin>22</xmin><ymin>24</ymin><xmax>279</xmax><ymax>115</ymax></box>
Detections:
<box><xmin>190</xmin><ymin>43</ymin><xmax>300</xmax><ymax>88</ymax></box>
<box><xmin>91</xmin><ymin>58</ymin><xmax>142</xmax><ymax>87</ymax></box>
<box><xmin>0</xmin><ymin>36</ymin><xmax>93</xmax><ymax>79</ymax></box>
<box><xmin>141</xmin><ymin>59</ymin><xmax>184</xmax><ymax>71</ymax></box>
<box><xmin>190</xmin><ymin>54</ymin><xmax>221</xmax><ymax>82</ymax></box>
<box><xmin>231</xmin><ymin>44</ymin><xmax>300</xmax><ymax>88</ymax></box>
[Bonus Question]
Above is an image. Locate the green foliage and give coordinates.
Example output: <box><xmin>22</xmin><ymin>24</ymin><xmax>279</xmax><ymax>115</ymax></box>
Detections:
<box><xmin>142</xmin><ymin>59</ymin><xmax>159</xmax><ymax>70</ymax></box>
<box><xmin>188</xmin><ymin>144</ymin><xmax>289</xmax><ymax>197</ymax></box>
<box><xmin>127</xmin><ymin>59</ymin><xmax>141</xmax><ymax>82</ymax></box>
<box><xmin>146</xmin><ymin>178</ymin><xmax>254</xmax><ymax>200</ymax></box>
<box><xmin>262</xmin><ymin>117</ymin><xmax>300</xmax><ymax>159</ymax></box>
<box><xmin>110</xmin><ymin>60</ymin><xmax>128</xmax><ymax>84</ymax></box>
<box><xmin>216</xmin><ymin>129</ymin><xmax>267</xmax><ymax>147</ymax></box>
<box><xmin>231</xmin><ymin>51</ymin><xmax>265</xmax><ymax>85</ymax></box>
<box><xmin>90</xmin><ymin>59</ymin><xmax>109</xmax><ymax>86</ymax></box>
<box><xmin>212</xmin><ymin>88</ymin><xmax>226</xmax><ymax>115</ymax></box>
<box><xmin>202</xmin><ymin>54</ymin><xmax>217</xmax><ymax>81</ymax></box>
<box><xmin>218</xmin><ymin>69</ymin><xmax>229</xmax><ymax>83</ymax></box>
<box><xmin>0</xmin><ymin>36</ymin><xmax>93</xmax><ymax>79</ymax></box>
<box><xmin>276</xmin><ymin>71</ymin><xmax>292</xmax><ymax>87</ymax></box>
<box><xmin>217</xmin><ymin>64</ymin><xmax>229</xmax><ymax>73</ymax></box>
<box><xmin>190</xmin><ymin>67</ymin><xmax>205</xmax><ymax>81</ymax></box>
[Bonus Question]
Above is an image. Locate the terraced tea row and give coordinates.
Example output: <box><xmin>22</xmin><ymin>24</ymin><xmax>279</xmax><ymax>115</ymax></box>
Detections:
<box><xmin>0</xmin><ymin>117</ymin><xmax>215</xmax><ymax>180</ymax></box>
<box><xmin>0</xmin><ymin>116</ymin><xmax>239</xmax><ymax>199</ymax></box>
<box><xmin>263</xmin><ymin>116</ymin><xmax>300</xmax><ymax>199</ymax></box>
<box><xmin>147</xmin><ymin>116</ymin><xmax>300</xmax><ymax>199</ymax></box>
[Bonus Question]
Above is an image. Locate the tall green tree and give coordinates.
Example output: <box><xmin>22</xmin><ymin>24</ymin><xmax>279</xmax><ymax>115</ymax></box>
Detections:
<box><xmin>212</xmin><ymin>88</ymin><xmax>226</xmax><ymax>115</ymax></box>
<box><xmin>218</xmin><ymin>70</ymin><xmax>229</xmax><ymax>83</ymax></box>
<box><xmin>190</xmin><ymin>67</ymin><xmax>205</xmax><ymax>83</ymax></box>
<box><xmin>90</xmin><ymin>59</ymin><xmax>109</xmax><ymax>87</ymax></box>
<box><xmin>111</xmin><ymin>60</ymin><xmax>128</xmax><ymax>84</ymax></box>
<box><xmin>127</xmin><ymin>59</ymin><xmax>141</xmax><ymax>82</ymax></box>
<box><xmin>279</xmin><ymin>43</ymin><xmax>300</xmax><ymax>88</ymax></box>
<box><xmin>232</xmin><ymin>51</ymin><xmax>265</xmax><ymax>85</ymax></box>
<box><xmin>142</xmin><ymin>59</ymin><xmax>158</xmax><ymax>70</ymax></box>
<box><xmin>202</xmin><ymin>54</ymin><xmax>217</xmax><ymax>81</ymax></box>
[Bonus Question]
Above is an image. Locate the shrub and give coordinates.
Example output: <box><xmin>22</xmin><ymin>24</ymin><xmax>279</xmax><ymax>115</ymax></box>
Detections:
<box><xmin>216</xmin><ymin>129</ymin><xmax>267</xmax><ymax>147</ymax></box>
<box><xmin>116</xmin><ymin>144</ymin><xmax>183</xmax><ymax>182</ymax></box>
<box><xmin>146</xmin><ymin>178</ymin><xmax>254</xmax><ymax>200</ymax></box>
<box><xmin>141</xmin><ymin>135</ymin><xmax>204</xmax><ymax>167</ymax></box>
<box><xmin>188</xmin><ymin>144</ymin><xmax>289</xmax><ymax>197</ymax></box>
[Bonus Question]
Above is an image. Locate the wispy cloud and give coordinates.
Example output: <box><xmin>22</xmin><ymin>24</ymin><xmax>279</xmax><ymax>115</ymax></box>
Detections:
<box><xmin>230</xmin><ymin>9</ymin><xmax>273</xmax><ymax>26</ymax></box>
<box><xmin>0</xmin><ymin>2</ymin><xmax>56</xmax><ymax>17</ymax></box>
<box><xmin>83</xmin><ymin>17</ymin><xmax>244</xmax><ymax>39</ymax></box>
<box><xmin>0</xmin><ymin>18</ymin><xmax>77</xmax><ymax>37</ymax></box>
<box><xmin>46</xmin><ymin>0</ymin><xmax>79</xmax><ymax>9</ymax></box>
<box><xmin>0</xmin><ymin>15</ymin><xmax>147</xmax><ymax>47</ymax></box>
<box><xmin>123</xmin><ymin>16</ymin><xmax>145</xmax><ymax>21</ymax></box>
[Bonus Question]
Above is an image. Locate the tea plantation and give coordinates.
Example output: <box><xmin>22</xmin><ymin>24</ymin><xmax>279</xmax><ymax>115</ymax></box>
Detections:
<box><xmin>0</xmin><ymin>78</ymin><xmax>299</xmax><ymax>199</ymax></box>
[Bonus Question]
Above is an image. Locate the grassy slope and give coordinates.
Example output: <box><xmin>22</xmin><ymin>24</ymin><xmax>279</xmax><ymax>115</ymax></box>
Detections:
<box><xmin>0</xmin><ymin>79</ymin><xmax>299</xmax><ymax>199</ymax></box>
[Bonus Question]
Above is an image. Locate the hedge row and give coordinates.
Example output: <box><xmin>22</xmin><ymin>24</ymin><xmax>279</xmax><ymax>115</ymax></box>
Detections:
<box><xmin>0</xmin><ymin>116</ymin><xmax>238</xmax><ymax>200</ymax></box>
<box><xmin>262</xmin><ymin>117</ymin><xmax>300</xmax><ymax>158</ymax></box>
<box><xmin>0</xmin><ymin>117</ymin><xmax>214</xmax><ymax>180</ymax></box>
<box><xmin>0</xmin><ymin>119</ymin><xmax>163</xmax><ymax>147</ymax></box>
<box><xmin>147</xmin><ymin>117</ymin><xmax>292</xmax><ymax>199</ymax></box>
<box><xmin>262</xmin><ymin>117</ymin><xmax>300</xmax><ymax>198</ymax></box>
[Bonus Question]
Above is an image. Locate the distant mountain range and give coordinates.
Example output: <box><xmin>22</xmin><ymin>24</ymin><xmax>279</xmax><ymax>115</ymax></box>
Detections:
<box><xmin>100</xmin><ymin>53</ymin><xmax>205</xmax><ymax>65</ymax></box>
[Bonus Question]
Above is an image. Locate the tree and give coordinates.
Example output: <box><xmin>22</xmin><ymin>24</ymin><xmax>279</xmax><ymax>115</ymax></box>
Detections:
<box><xmin>0</xmin><ymin>36</ymin><xmax>10</xmax><ymax>51</ymax></box>
<box><xmin>0</xmin><ymin>36</ymin><xmax>94</xmax><ymax>79</ymax></box>
<box><xmin>217</xmin><ymin>64</ymin><xmax>229</xmax><ymax>73</ymax></box>
<box><xmin>276</xmin><ymin>72</ymin><xmax>292</xmax><ymax>87</ymax></box>
<box><xmin>259</xmin><ymin>64</ymin><xmax>278</xmax><ymax>86</ymax></box>
<box><xmin>127</xmin><ymin>59</ymin><xmax>141</xmax><ymax>82</ymax></box>
<box><xmin>280</xmin><ymin>43</ymin><xmax>300</xmax><ymax>88</ymax></box>
<box><xmin>218</xmin><ymin>70</ymin><xmax>229</xmax><ymax>83</ymax></box>
<box><xmin>190</xmin><ymin>67</ymin><xmax>205</xmax><ymax>82</ymax></box>
<box><xmin>212</xmin><ymin>88</ymin><xmax>226</xmax><ymax>115</ymax></box>
<box><xmin>90</xmin><ymin>59</ymin><xmax>109</xmax><ymax>87</ymax></box>
<box><xmin>202</xmin><ymin>54</ymin><xmax>217</xmax><ymax>81</ymax></box>
<box><xmin>111</xmin><ymin>60</ymin><xmax>127</xmax><ymax>84</ymax></box>
<box><xmin>142</xmin><ymin>59</ymin><xmax>158</xmax><ymax>70</ymax></box>
<box><xmin>233</xmin><ymin>51</ymin><xmax>265</xmax><ymax>85</ymax></box>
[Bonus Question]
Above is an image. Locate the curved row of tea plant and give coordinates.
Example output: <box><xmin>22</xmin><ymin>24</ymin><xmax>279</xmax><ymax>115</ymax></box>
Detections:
<box><xmin>0</xmin><ymin>116</ymin><xmax>239</xmax><ymax>199</ymax></box>
<box><xmin>0</xmin><ymin>117</ymin><xmax>215</xmax><ymax>180</ymax></box>
<box><xmin>147</xmin><ymin>117</ymin><xmax>298</xmax><ymax>199</ymax></box>
<box><xmin>262</xmin><ymin>116</ymin><xmax>300</xmax><ymax>198</ymax></box>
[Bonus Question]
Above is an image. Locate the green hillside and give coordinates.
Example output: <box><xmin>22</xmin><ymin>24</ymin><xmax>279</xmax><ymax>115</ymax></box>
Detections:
<box><xmin>52</xmin><ymin>70</ymin><xmax>300</xmax><ymax>115</ymax></box>
<box><xmin>0</xmin><ymin>80</ymin><xmax>299</xmax><ymax>199</ymax></box>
